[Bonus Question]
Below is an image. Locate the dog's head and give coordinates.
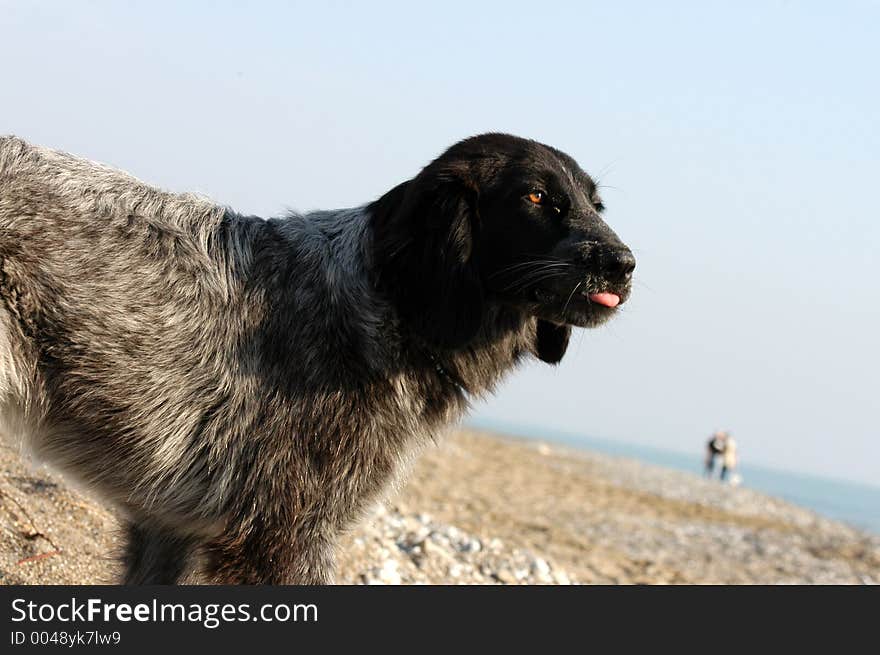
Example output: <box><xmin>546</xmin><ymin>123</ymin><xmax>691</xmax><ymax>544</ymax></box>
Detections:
<box><xmin>370</xmin><ymin>133</ymin><xmax>634</xmax><ymax>364</ymax></box>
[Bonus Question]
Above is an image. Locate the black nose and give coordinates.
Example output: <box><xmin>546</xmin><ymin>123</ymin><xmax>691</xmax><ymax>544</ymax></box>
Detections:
<box><xmin>604</xmin><ymin>247</ymin><xmax>636</xmax><ymax>282</ymax></box>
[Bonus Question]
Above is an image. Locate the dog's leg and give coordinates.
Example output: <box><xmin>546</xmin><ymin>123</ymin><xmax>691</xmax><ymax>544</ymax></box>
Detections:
<box><xmin>122</xmin><ymin>522</ymin><xmax>196</xmax><ymax>585</ymax></box>
<box><xmin>203</xmin><ymin>522</ymin><xmax>335</xmax><ymax>585</ymax></box>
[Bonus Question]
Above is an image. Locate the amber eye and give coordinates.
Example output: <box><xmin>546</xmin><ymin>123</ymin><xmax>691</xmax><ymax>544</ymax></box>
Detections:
<box><xmin>527</xmin><ymin>191</ymin><xmax>545</xmax><ymax>204</ymax></box>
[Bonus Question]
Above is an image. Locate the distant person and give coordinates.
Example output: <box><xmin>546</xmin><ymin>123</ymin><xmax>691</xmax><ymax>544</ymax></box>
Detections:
<box><xmin>704</xmin><ymin>430</ymin><xmax>727</xmax><ymax>478</ymax></box>
<box><xmin>721</xmin><ymin>434</ymin><xmax>738</xmax><ymax>484</ymax></box>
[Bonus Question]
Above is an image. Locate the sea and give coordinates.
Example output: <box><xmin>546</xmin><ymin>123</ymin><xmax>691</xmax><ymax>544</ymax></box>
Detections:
<box><xmin>467</xmin><ymin>418</ymin><xmax>880</xmax><ymax>535</ymax></box>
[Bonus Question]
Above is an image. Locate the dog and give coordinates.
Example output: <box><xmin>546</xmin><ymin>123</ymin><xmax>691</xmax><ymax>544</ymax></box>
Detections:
<box><xmin>0</xmin><ymin>133</ymin><xmax>634</xmax><ymax>583</ymax></box>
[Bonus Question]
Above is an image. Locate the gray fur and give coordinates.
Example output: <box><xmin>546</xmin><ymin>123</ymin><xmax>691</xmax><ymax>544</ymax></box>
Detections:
<box><xmin>0</xmin><ymin>136</ymin><xmax>539</xmax><ymax>583</ymax></box>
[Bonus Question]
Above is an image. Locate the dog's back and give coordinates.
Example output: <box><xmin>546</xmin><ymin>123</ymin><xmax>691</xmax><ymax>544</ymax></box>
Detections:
<box><xmin>0</xmin><ymin>136</ymin><xmax>243</xmax><ymax>520</ymax></box>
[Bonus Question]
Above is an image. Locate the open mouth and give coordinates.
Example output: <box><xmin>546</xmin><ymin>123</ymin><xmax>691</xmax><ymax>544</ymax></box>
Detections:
<box><xmin>529</xmin><ymin>284</ymin><xmax>627</xmax><ymax>327</ymax></box>
<box><xmin>532</xmin><ymin>287</ymin><xmax>623</xmax><ymax>308</ymax></box>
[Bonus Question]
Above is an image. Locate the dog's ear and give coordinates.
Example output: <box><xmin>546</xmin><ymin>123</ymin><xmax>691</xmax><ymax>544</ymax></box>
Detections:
<box><xmin>370</xmin><ymin>167</ymin><xmax>484</xmax><ymax>350</ymax></box>
<box><xmin>534</xmin><ymin>320</ymin><xmax>571</xmax><ymax>364</ymax></box>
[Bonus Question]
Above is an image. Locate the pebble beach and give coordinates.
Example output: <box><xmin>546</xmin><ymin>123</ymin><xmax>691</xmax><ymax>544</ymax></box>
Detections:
<box><xmin>2</xmin><ymin>429</ymin><xmax>877</xmax><ymax>585</ymax></box>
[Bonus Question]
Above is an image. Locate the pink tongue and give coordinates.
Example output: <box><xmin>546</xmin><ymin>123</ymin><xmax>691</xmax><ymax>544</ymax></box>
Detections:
<box><xmin>589</xmin><ymin>292</ymin><xmax>620</xmax><ymax>308</ymax></box>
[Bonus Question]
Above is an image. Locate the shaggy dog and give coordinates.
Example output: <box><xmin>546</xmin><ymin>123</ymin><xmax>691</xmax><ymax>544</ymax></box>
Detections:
<box><xmin>0</xmin><ymin>133</ymin><xmax>634</xmax><ymax>583</ymax></box>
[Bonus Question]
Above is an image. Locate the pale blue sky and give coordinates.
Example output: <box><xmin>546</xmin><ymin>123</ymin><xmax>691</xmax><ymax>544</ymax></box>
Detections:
<box><xmin>2</xmin><ymin>1</ymin><xmax>878</xmax><ymax>485</ymax></box>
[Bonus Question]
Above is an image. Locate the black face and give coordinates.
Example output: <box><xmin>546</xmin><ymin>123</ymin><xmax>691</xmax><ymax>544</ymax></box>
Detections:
<box><xmin>370</xmin><ymin>133</ymin><xmax>635</xmax><ymax>356</ymax></box>
<box><xmin>474</xmin><ymin>138</ymin><xmax>634</xmax><ymax>328</ymax></box>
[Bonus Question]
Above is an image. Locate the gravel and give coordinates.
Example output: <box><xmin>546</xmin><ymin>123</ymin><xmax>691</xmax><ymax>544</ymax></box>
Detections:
<box><xmin>2</xmin><ymin>430</ymin><xmax>877</xmax><ymax>585</ymax></box>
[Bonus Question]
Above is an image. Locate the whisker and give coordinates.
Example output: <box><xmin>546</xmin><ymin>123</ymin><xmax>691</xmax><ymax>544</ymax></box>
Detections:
<box><xmin>501</xmin><ymin>271</ymin><xmax>566</xmax><ymax>293</ymax></box>
<box><xmin>595</xmin><ymin>160</ymin><xmax>619</xmax><ymax>180</ymax></box>
<box><xmin>502</xmin><ymin>270</ymin><xmax>569</xmax><ymax>292</ymax></box>
<box><xmin>561</xmin><ymin>281</ymin><xmax>583</xmax><ymax>316</ymax></box>
<box><xmin>488</xmin><ymin>260</ymin><xmax>572</xmax><ymax>279</ymax></box>
<box><xmin>495</xmin><ymin>265</ymin><xmax>570</xmax><ymax>286</ymax></box>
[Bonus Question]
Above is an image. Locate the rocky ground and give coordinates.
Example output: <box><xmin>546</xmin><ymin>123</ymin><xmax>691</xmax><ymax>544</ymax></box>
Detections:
<box><xmin>2</xmin><ymin>430</ymin><xmax>878</xmax><ymax>584</ymax></box>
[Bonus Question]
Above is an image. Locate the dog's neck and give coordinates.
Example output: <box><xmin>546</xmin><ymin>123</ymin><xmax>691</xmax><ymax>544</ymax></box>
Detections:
<box><xmin>420</xmin><ymin>305</ymin><xmax>535</xmax><ymax>397</ymax></box>
<box><xmin>256</xmin><ymin>207</ymin><xmax>535</xmax><ymax>402</ymax></box>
